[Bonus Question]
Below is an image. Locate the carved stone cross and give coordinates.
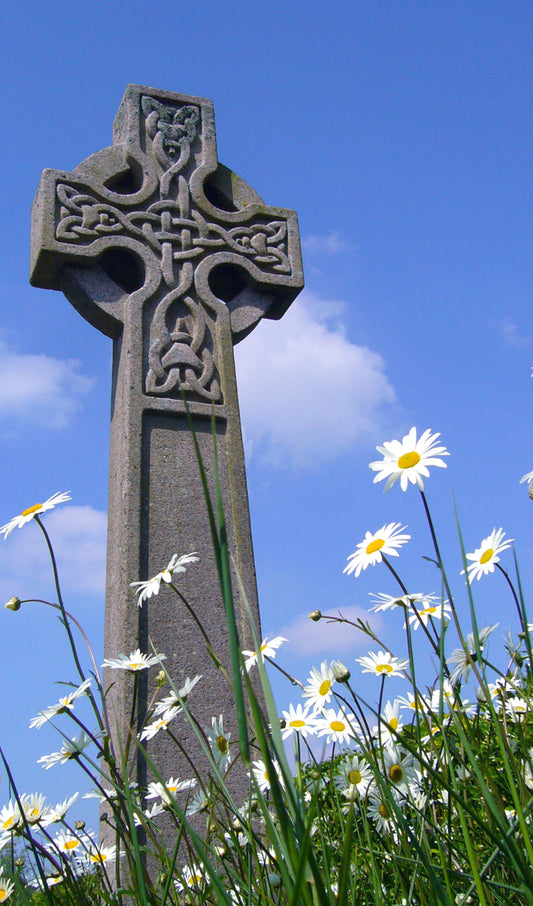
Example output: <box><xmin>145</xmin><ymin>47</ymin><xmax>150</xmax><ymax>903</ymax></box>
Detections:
<box><xmin>30</xmin><ymin>85</ymin><xmax>303</xmax><ymax>799</ymax></box>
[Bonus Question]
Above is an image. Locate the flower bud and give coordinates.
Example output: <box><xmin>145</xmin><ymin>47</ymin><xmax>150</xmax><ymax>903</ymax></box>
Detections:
<box><xmin>331</xmin><ymin>659</ymin><xmax>351</xmax><ymax>683</ymax></box>
<box><xmin>308</xmin><ymin>610</ymin><xmax>322</xmax><ymax>622</ymax></box>
<box><xmin>155</xmin><ymin>670</ymin><xmax>167</xmax><ymax>687</ymax></box>
<box><xmin>75</xmin><ymin>820</ymin><xmax>85</xmax><ymax>831</ymax></box>
<box><xmin>5</xmin><ymin>596</ymin><xmax>21</xmax><ymax>611</ymax></box>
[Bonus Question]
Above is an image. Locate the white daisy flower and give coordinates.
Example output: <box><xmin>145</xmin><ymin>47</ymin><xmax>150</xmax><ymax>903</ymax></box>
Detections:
<box><xmin>250</xmin><ymin>759</ymin><xmax>284</xmax><ymax>793</ymax></box>
<box><xmin>405</xmin><ymin>598</ymin><xmax>451</xmax><ymax>630</ymax></box>
<box><xmin>344</xmin><ymin>523</ymin><xmax>410</xmax><ymax>578</ymax></box>
<box><xmin>0</xmin><ymin>801</ymin><xmax>21</xmax><ymax>834</ymax></box>
<box><xmin>505</xmin><ymin>697</ymin><xmax>528</xmax><ymax>722</ymax></box>
<box><xmin>302</xmin><ymin>661</ymin><xmax>336</xmax><ymax>710</ymax></box>
<box><xmin>37</xmin><ymin>732</ymin><xmax>91</xmax><ymax>769</ymax></box>
<box><xmin>520</xmin><ymin>469</ymin><xmax>533</xmax><ymax>490</ymax></box>
<box><xmin>41</xmin><ymin>793</ymin><xmax>79</xmax><ymax>826</ymax></box>
<box><xmin>175</xmin><ymin>864</ymin><xmax>206</xmax><ymax>893</ymax></box>
<box><xmin>373</xmin><ymin>700</ymin><xmax>404</xmax><ymax>746</ymax></box>
<box><xmin>447</xmin><ymin>624</ymin><xmax>499</xmax><ymax>685</ymax></box>
<box><xmin>21</xmin><ymin>793</ymin><xmax>48</xmax><ymax>825</ymax></box>
<box><xmin>146</xmin><ymin>777</ymin><xmax>196</xmax><ymax>806</ymax></box>
<box><xmin>335</xmin><ymin>754</ymin><xmax>373</xmax><ymax>799</ymax></box>
<box><xmin>130</xmin><ymin>553</ymin><xmax>199</xmax><ymax>605</ymax></box>
<box><xmin>281</xmin><ymin>703</ymin><xmax>318</xmax><ymax>740</ymax></box>
<box><xmin>206</xmin><ymin>715</ymin><xmax>232</xmax><ymax>770</ymax></box>
<box><xmin>369</xmin><ymin>592</ymin><xmax>412</xmax><ymax>613</ymax></box>
<box><xmin>367</xmin><ymin>792</ymin><xmax>398</xmax><ymax>833</ymax></box>
<box><xmin>53</xmin><ymin>831</ymin><xmax>87</xmax><ymax>855</ymax></box>
<box><xmin>0</xmin><ymin>492</ymin><xmax>71</xmax><ymax>539</ymax></box>
<box><xmin>241</xmin><ymin>636</ymin><xmax>287</xmax><ymax>672</ymax></box>
<box><xmin>396</xmin><ymin>691</ymin><xmax>430</xmax><ymax>714</ymax></box>
<box><xmin>102</xmin><ymin>649</ymin><xmax>166</xmax><ymax>671</ymax></box>
<box><xmin>382</xmin><ymin>746</ymin><xmax>417</xmax><ymax>794</ymax></box>
<box><xmin>0</xmin><ymin>874</ymin><xmax>15</xmax><ymax>902</ymax></box>
<box><xmin>356</xmin><ymin>650</ymin><xmax>408</xmax><ymax>678</ymax></box>
<box><xmin>85</xmin><ymin>844</ymin><xmax>118</xmax><ymax>865</ymax></box>
<box><xmin>463</xmin><ymin>528</ymin><xmax>513</xmax><ymax>581</ymax></box>
<box><xmin>139</xmin><ymin>714</ymin><xmax>175</xmax><ymax>741</ymax></box>
<box><xmin>315</xmin><ymin>708</ymin><xmax>358</xmax><ymax>745</ymax></box>
<box><xmin>30</xmin><ymin>679</ymin><xmax>92</xmax><ymax>729</ymax></box>
<box><xmin>369</xmin><ymin>427</ymin><xmax>448</xmax><ymax>492</ymax></box>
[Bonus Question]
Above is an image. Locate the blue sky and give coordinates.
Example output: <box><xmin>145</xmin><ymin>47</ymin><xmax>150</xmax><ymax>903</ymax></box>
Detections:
<box><xmin>1</xmin><ymin>1</ymin><xmax>533</xmax><ymax>819</ymax></box>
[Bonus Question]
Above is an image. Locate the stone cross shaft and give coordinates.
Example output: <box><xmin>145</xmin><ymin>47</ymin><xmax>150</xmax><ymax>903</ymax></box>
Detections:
<box><xmin>30</xmin><ymin>85</ymin><xmax>303</xmax><ymax>794</ymax></box>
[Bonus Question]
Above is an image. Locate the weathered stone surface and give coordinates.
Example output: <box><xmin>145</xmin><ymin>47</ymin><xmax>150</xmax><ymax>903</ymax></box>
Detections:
<box><xmin>30</xmin><ymin>84</ymin><xmax>303</xmax><ymax>823</ymax></box>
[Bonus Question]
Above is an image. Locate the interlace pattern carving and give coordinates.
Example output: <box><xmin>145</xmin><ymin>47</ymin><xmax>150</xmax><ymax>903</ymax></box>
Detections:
<box><xmin>53</xmin><ymin>96</ymin><xmax>292</xmax><ymax>403</ymax></box>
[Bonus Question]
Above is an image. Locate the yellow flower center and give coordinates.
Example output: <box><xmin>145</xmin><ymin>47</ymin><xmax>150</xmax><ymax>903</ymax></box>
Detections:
<box><xmin>389</xmin><ymin>764</ymin><xmax>403</xmax><ymax>783</ymax></box>
<box><xmin>420</xmin><ymin>606</ymin><xmax>437</xmax><ymax>616</ymax></box>
<box><xmin>22</xmin><ymin>503</ymin><xmax>42</xmax><ymax>517</ymax></box>
<box><xmin>260</xmin><ymin>643</ymin><xmax>268</xmax><ymax>652</ymax></box>
<box><xmin>398</xmin><ymin>451</ymin><xmax>421</xmax><ymax>470</ymax></box>
<box><xmin>2</xmin><ymin>816</ymin><xmax>15</xmax><ymax>830</ymax></box>
<box><xmin>480</xmin><ymin>548</ymin><xmax>494</xmax><ymax>564</ymax></box>
<box><xmin>130</xmin><ymin>663</ymin><xmax>141</xmax><ymax>670</ymax></box>
<box><xmin>366</xmin><ymin>538</ymin><xmax>385</xmax><ymax>555</ymax></box>
<box><xmin>376</xmin><ymin>663</ymin><xmax>393</xmax><ymax>674</ymax></box>
<box><xmin>216</xmin><ymin>735</ymin><xmax>228</xmax><ymax>754</ymax></box>
<box><xmin>379</xmin><ymin>803</ymin><xmax>390</xmax><ymax>818</ymax></box>
<box><xmin>91</xmin><ymin>852</ymin><xmax>107</xmax><ymax>863</ymax></box>
<box><xmin>388</xmin><ymin>717</ymin><xmax>399</xmax><ymax>731</ymax></box>
<box><xmin>64</xmin><ymin>840</ymin><xmax>79</xmax><ymax>850</ymax></box>
<box><xmin>348</xmin><ymin>769</ymin><xmax>362</xmax><ymax>784</ymax></box>
<box><xmin>330</xmin><ymin>720</ymin><xmax>345</xmax><ymax>732</ymax></box>
<box><xmin>318</xmin><ymin>679</ymin><xmax>331</xmax><ymax>696</ymax></box>
<box><xmin>0</xmin><ymin>891</ymin><xmax>7</xmax><ymax>901</ymax></box>
<box><xmin>289</xmin><ymin>719</ymin><xmax>306</xmax><ymax>728</ymax></box>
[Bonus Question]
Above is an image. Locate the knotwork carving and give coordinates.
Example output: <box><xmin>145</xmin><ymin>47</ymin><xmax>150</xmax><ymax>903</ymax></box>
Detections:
<box><xmin>46</xmin><ymin>90</ymin><xmax>298</xmax><ymax>405</ymax></box>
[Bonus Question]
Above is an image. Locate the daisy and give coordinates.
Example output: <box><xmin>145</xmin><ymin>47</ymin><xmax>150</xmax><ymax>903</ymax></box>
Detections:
<box><xmin>405</xmin><ymin>598</ymin><xmax>451</xmax><ymax>630</ymax></box>
<box><xmin>206</xmin><ymin>715</ymin><xmax>232</xmax><ymax>770</ymax></box>
<box><xmin>367</xmin><ymin>792</ymin><xmax>398</xmax><ymax>833</ymax></box>
<box><xmin>356</xmin><ymin>650</ymin><xmax>408</xmax><ymax>678</ymax></box>
<box><xmin>344</xmin><ymin>523</ymin><xmax>410</xmax><ymax>578</ymax></box>
<box><xmin>335</xmin><ymin>755</ymin><xmax>373</xmax><ymax>799</ymax></box>
<box><xmin>464</xmin><ymin>528</ymin><xmax>513</xmax><ymax>581</ymax></box>
<box><xmin>41</xmin><ymin>793</ymin><xmax>79</xmax><ymax>826</ymax></box>
<box><xmin>37</xmin><ymin>732</ymin><xmax>91</xmax><ymax>769</ymax></box>
<box><xmin>175</xmin><ymin>864</ymin><xmax>206</xmax><ymax>893</ymax></box>
<box><xmin>382</xmin><ymin>746</ymin><xmax>416</xmax><ymax>794</ymax></box>
<box><xmin>250</xmin><ymin>759</ymin><xmax>284</xmax><ymax>793</ymax></box>
<box><xmin>241</xmin><ymin>636</ymin><xmax>287</xmax><ymax>672</ymax></box>
<box><xmin>315</xmin><ymin>707</ymin><xmax>358</xmax><ymax>745</ymax></box>
<box><xmin>21</xmin><ymin>793</ymin><xmax>48</xmax><ymax>825</ymax></box>
<box><xmin>447</xmin><ymin>624</ymin><xmax>499</xmax><ymax>685</ymax></box>
<box><xmin>102</xmin><ymin>649</ymin><xmax>166</xmax><ymax>671</ymax></box>
<box><xmin>30</xmin><ymin>679</ymin><xmax>92</xmax><ymax>729</ymax></box>
<box><xmin>85</xmin><ymin>844</ymin><xmax>117</xmax><ymax>865</ymax></box>
<box><xmin>302</xmin><ymin>661</ymin><xmax>336</xmax><ymax>711</ymax></box>
<box><xmin>369</xmin><ymin>427</ymin><xmax>448</xmax><ymax>492</ymax></box>
<box><xmin>373</xmin><ymin>700</ymin><xmax>404</xmax><ymax>746</ymax></box>
<box><xmin>281</xmin><ymin>703</ymin><xmax>318</xmax><ymax>740</ymax></box>
<box><xmin>139</xmin><ymin>715</ymin><xmax>173</xmax><ymax>741</ymax></box>
<box><xmin>396</xmin><ymin>691</ymin><xmax>430</xmax><ymax>714</ymax></box>
<box><xmin>520</xmin><ymin>470</ymin><xmax>533</xmax><ymax>490</ymax></box>
<box><xmin>369</xmin><ymin>592</ymin><xmax>412</xmax><ymax>613</ymax></box>
<box><xmin>0</xmin><ymin>492</ymin><xmax>71</xmax><ymax>539</ymax></box>
<box><xmin>130</xmin><ymin>553</ymin><xmax>199</xmax><ymax>606</ymax></box>
<box><xmin>53</xmin><ymin>831</ymin><xmax>87</xmax><ymax>855</ymax></box>
<box><xmin>0</xmin><ymin>875</ymin><xmax>15</xmax><ymax>902</ymax></box>
<box><xmin>146</xmin><ymin>777</ymin><xmax>196</xmax><ymax>806</ymax></box>
<box><xmin>505</xmin><ymin>697</ymin><xmax>528</xmax><ymax>722</ymax></box>
<box><xmin>0</xmin><ymin>802</ymin><xmax>21</xmax><ymax>835</ymax></box>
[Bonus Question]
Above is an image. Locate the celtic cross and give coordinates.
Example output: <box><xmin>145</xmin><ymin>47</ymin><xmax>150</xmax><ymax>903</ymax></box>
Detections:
<box><xmin>30</xmin><ymin>85</ymin><xmax>303</xmax><ymax>798</ymax></box>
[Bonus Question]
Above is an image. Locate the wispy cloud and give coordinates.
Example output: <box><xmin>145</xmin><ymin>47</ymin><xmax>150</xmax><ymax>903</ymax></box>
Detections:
<box><xmin>302</xmin><ymin>232</ymin><xmax>352</xmax><ymax>255</ymax></box>
<box><xmin>498</xmin><ymin>319</ymin><xmax>530</xmax><ymax>348</ymax></box>
<box><xmin>0</xmin><ymin>505</ymin><xmax>107</xmax><ymax>601</ymax></box>
<box><xmin>0</xmin><ymin>341</ymin><xmax>94</xmax><ymax>428</ymax></box>
<box><xmin>276</xmin><ymin>605</ymin><xmax>381</xmax><ymax>656</ymax></box>
<box><xmin>234</xmin><ymin>292</ymin><xmax>396</xmax><ymax>468</ymax></box>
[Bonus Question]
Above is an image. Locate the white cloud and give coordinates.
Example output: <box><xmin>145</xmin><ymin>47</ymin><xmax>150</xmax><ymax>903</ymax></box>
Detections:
<box><xmin>498</xmin><ymin>319</ymin><xmax>530</xmax><ymax>348</ymax></box>
<box><xmin>277</xmin><ymin>605</ymin><xmax>382</xmax><ymax>656</ymax></box>
<box><xmin>0</xmin><ymin>341</ymin><xmax>94</xmax><ymax>428</ymax></box>
<box><xmin>234</xmin><ymin>292</ymin><xmax>396</xmax><ymax>468</ymax></box>
<box><xmin>0</xmin><ymin>505</ymin><xmax>107</xmax><ymax>601</ymax></box>
<box><xmin>302</xmin><ymin>232</ymin><xmax>352</xmax><ymax>255</ymax></box>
